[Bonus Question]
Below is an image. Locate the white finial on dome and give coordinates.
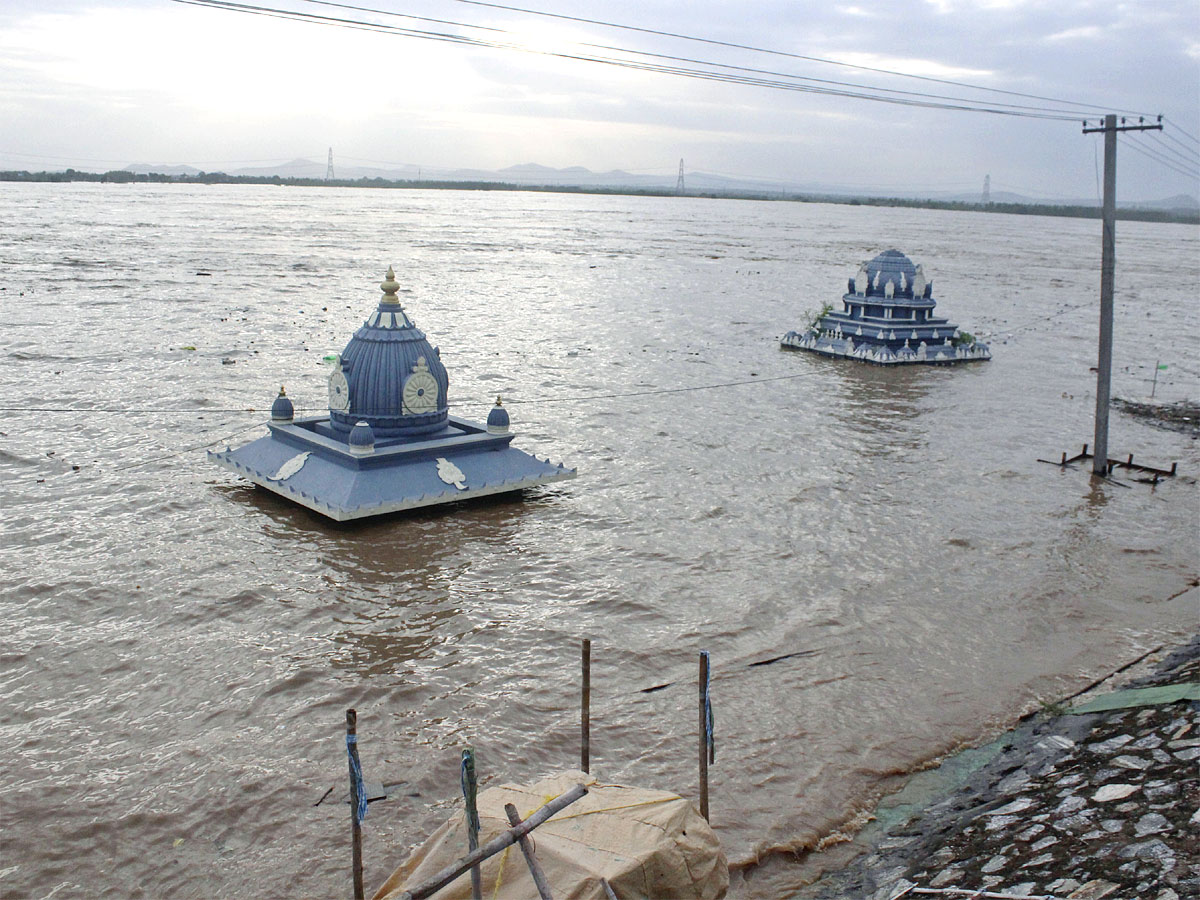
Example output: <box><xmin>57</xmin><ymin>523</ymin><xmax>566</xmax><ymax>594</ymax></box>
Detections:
<box><xmin>913</xmin><ymin>265</ymin><xmax>926</xmax><ymax>298</ymax></box>
<box><xmin>380</xmin><ymin>266</ymin><xmax>401</xmax><ymax>304</ymax></box>
<box><xmin>885</xmin><ymin>279</ymin><xmax>895</xmax><ymax>299</ymax></box>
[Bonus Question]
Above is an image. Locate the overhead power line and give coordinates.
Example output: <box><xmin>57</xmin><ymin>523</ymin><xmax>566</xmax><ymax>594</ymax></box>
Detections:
<box><xmin>423</xmin><ymin>0</ymin><xmax>1148</xmax><ymax>116</ymax></box>
<box><xmin>1163</xmin><ymin>117</ymin><xmax>1200</xmax><ymax>146</ymax></box>
<box><xmin>1160</xmin><ymin>128</ymin><xmax>1200</xmax><ymax>158</ymax></box>
<box><xmin>1143</xmin><ymin>136</ymin><xmax>1200</xmax><ymax>173</ymax></box>
<box><xmin>171</xmin><ymin>0</ymin><xmax>1114</xmax><ymax>120</ymax></box>
<box><xmin>0</xmin><ymin>150</ymin><xmax>141</xmax><ymax>165</ymax></box>
<box><xmin>0</xmin><ymin>149</ymin><xmax>325</xmax><ymax>167</ymax></box>
<box><xmin>1150</xmin><ymin>131</ymin><xmax>1200</xmax><ymax>167</ymax></box>
<box><xmin>0</xmin><ymin>370</ymin><xmax>821</xmax><ymax>417</ymax></box>
<box><xmin>293</xmin><ymin>0</ymin><xmax>1113</xmax><ymax>118</ymax></box>
<box><xmin>1125</xmin><ymin>131</ymin><xmax>1199</xmax><ymax>175</ymax></box>
<box><xmin>1119</xmin><ymin>134</ymin><xmax>1196</xmax><ymax>180</ymax></box>
<box><xmin>300</xmin><ymin>0</ymin><xmax>511</xmax><ymax>35</ymax></box>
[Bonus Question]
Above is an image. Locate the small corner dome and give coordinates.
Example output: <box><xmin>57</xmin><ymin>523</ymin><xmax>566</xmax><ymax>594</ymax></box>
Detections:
<box><xmin>348</xmin><ymin>420</ymin><xmax>375</xmax><ymax>451</ymax></box>
<box><xmin>487</xmin><ymin>397</ymin><xmax>510</xmax><ymax>434</ymax></box>
<box><xmin>271</xmin><ymin>386</ymin><xmax>294</xmax><ymax>422</ymax></box>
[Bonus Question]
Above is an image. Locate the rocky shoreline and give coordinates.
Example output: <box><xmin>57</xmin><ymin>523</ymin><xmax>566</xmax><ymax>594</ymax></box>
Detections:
<box><xmin>796</xmin><ymin>627</ymin><xmax>1200</xmax><ymax>900</ymax></box>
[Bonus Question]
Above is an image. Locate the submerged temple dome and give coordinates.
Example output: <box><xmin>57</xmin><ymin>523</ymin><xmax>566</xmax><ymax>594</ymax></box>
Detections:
<box><xmin>209</xmin><ymin>267</ymin><xmax>576</xmax><ymax>521</ymax></box>
<box><xmin>781</xmin><ymin>249</ymin><xmax>990</xmax><ymax>365</ymax></box>
<box><xmin>328</xmin><ymin>266</ymin><xmax>450</xmax><ymax>438</ymax></box>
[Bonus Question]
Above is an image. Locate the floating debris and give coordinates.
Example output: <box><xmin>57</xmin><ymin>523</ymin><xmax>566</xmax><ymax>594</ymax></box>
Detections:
<box><xmin>1113</xmin><ymin>398</ymin><xmax>1200</xmax><ymax>437</ymax></box>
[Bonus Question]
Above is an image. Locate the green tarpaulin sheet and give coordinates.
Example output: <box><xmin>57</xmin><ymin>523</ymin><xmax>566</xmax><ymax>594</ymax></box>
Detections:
<box><xmin>1069</xmin><ymin>682</ymin><xmax>1200</xmax><ymax>714</ymax></box>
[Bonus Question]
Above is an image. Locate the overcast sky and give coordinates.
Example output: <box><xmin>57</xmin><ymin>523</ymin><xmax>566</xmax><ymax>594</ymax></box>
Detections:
<box><xmin>1</xmin><ymin>0</ymin><xmax>1197</xmax><ymax>200</ymax></box>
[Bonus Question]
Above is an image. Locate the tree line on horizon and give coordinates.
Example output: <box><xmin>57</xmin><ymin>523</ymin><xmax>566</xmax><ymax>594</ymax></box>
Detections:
<box><xmin>2</xmin><ymin>168</ymin><xmax>1194</xmax><ymax>224</ymax></box>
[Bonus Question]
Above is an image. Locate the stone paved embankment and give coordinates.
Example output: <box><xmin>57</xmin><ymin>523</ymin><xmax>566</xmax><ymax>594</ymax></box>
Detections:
<box><xmin>801</xmin><ymin>633</ymin><xmax>1200</xmax><ymax>900</ymax></box>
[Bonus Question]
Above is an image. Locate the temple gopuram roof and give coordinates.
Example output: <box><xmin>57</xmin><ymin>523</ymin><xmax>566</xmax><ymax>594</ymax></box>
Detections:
<box><xmin>209</xmin><ymin>267</ymin><xmax>575</xmax><ymax>521</ymax></box>
<box><xmin>781</xmin><ymin>249</ymin><xmax>991</xmax><ymax>365</ymax></box>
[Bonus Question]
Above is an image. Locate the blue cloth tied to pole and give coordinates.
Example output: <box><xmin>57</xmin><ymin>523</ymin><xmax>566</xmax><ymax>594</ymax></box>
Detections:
<box><xmin>460</xmin><ymin>749</ymin><xmax>481</xmax><ymax>834</ymax></box>
<box><xmin>702</xmin><ymin>649</ymin><xmax>715</xmax><ymax>763</ymax></box>
<box><xmin>346</xmin><ymin>733</ymin><xmax>368</xmax><ymax>825</ymax></box>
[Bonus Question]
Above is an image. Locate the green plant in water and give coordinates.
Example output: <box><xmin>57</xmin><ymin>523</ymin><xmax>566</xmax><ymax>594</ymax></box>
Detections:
<box><xmin>951</xmin><ymin>331</ymin><xmax>975</xmax><ymax>347</ymax></box>
<box><xmin>1038</xmin><ymin>698</ymin><xmax>1068</xmax><ymax>717</ymax></box>
<box><xmin>807</xmin><ymin>302</ymin><xmax>833</xmax><ymax>331</ymax></box>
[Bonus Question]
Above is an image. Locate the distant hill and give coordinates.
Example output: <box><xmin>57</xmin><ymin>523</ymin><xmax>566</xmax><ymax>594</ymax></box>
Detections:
<box><xmin>104</xmin><ymin>157</ymin><xmax>1197</xmax><ymax>211</ymax></box>
<box><xmin>1129</xmin><ymin>194</ymin><xmax>1199</xmax><ymax>212</ymax></box>
<box><xmin>124</xmin><ymin>163</ymin><xmax>202</xmax><ymax>176</ymax></box>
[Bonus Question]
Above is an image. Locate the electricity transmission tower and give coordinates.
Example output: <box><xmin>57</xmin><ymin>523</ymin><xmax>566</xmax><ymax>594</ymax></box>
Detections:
<box><xmin>325</xmin><ymin>147</ymin><xmax>335</xmax><ymax>182</ymax></box>
<box><xmin>676</xmin><ymin>159</ymin><xmax>685</xmax><ymax>195</ymax></box>
<box><xmin>1081</xmin><ymin>114</ymin><xmax>1162</xmax><ymax>477</ymax></box>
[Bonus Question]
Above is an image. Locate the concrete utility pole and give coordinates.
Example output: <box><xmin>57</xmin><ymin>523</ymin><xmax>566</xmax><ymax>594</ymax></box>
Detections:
<box><xmin>1081</xmin><ymin>114</ymin><xmax>1161</xmax><ymax>477</ymax></box>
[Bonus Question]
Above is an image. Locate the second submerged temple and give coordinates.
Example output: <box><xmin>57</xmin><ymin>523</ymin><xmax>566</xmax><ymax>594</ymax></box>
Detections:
<box><xmin>782</xmin><ymin>249</ymin><xmax>991</xmax><ymax>365</ymax></box>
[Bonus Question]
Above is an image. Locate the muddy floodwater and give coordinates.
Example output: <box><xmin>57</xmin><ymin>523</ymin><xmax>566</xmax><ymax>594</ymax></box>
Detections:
<box><xmin>1</xmin><ymin>183</ymin><xmax>1196</xmax><ymax>899</ymax></box>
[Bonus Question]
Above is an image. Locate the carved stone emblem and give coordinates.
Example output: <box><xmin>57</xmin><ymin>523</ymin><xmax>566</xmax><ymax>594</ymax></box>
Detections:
<box><xmin>436</xmin><ymin>457</ymin><xmax>466</xmax><ymax>489</ymax></box>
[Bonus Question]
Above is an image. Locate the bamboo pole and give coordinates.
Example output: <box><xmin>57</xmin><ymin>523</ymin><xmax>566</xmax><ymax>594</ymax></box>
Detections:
<box><xmin>698</xmin><ymin>651</ymin><xmax>709</xmax><ymax>821</ymax></box>
<box><xmin>906</xmin><ymin>888</ymin><xmax>1056</xmax><ymax>899</ymax></box>
<box><xmin>504</xmin><ymin>803</ymin><xmax>554</xmax><ymax>900</ymax></box>
<box><xmin>397</xmin><ymin>784</ymin><xmax>588</xmax><ymax>900</ymax></box>
<box><xmin>581</xmin><ymin>638</ymin><xmax>591</xmax><ymax>773</ymax></box>
<box><xmin>346</xmin><ymin>709</ymin><xmax>365</xmax><ymax>900</ymax></box>
<box><xmin>461</xmin><ymin>749</ymin><xmax>482</xmax><ymax>900</ymax></box>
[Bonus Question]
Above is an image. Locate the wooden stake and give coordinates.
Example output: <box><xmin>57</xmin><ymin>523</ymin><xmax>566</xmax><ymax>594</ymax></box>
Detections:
<box><xmin>504</xmin><ymin>803</ymin><xmax>554</xmax><ymax>900</ymax></box>
<box><xmin>346</xmin><ymin>709</ymin><xmax>364</xmax><ymax>900</ymax></box>
<box><xmin>581</xmin><ymin>639</ymin><xmax>591</xmax><ymax>773</ymax></box>
<box><xmin>698</xmin><ymin>651</ymin><xmax>709</xmax><ymax>822</ymax></box>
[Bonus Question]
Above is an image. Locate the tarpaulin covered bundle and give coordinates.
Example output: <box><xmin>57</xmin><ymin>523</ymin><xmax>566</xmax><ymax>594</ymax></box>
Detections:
<box><xmin>372</xmin><ymin>770</ymin><xmax>728</xmax><ymax>900</ymax></box>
